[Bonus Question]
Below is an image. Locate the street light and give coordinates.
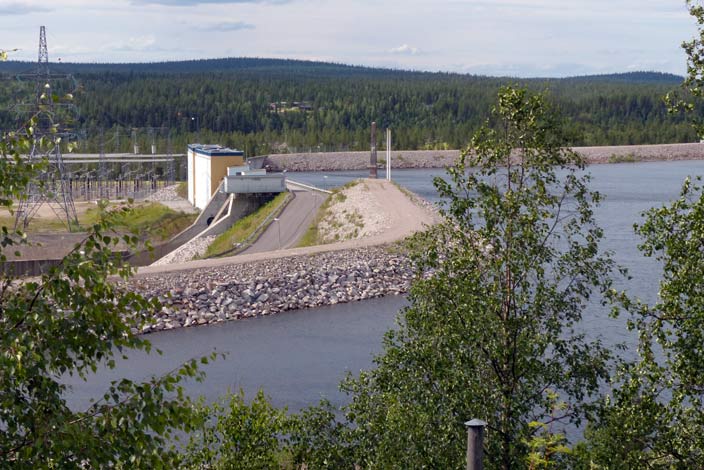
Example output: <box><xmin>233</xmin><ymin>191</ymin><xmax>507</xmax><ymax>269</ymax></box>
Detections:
<box><xmin>274</xmin><ymin>217</ymin><xmax>281</xmax><ymax>249</ymax></box>
<box><xmin>191</xmin><ymin>115</ymin><xmax>200</xmax><ymax>143</ymax></box>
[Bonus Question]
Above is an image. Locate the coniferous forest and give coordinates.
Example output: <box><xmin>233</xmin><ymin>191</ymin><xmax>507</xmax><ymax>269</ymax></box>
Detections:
<box><xmin>0</xmin><ymin>58</ymin><xmax>695</xmax><ymax>156</ymax></box>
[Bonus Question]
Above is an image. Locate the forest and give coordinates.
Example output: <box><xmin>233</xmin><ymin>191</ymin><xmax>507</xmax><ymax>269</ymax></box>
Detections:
<box><xmin>0</xmin><ymin>57</ymin><xmax>695</xmax><ymax>156</ymax></box>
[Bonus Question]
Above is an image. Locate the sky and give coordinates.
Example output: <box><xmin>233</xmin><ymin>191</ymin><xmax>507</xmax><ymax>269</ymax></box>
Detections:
<box><xmin>0</xmin><ymin>0</ymin><xmax>697</xmax><ymax>77</ymax></box>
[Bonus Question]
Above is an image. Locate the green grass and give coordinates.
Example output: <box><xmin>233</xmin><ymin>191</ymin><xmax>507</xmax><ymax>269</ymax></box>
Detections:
<box><xmin>296</xmin><ymin>180</ymin><xmax>360</xmax><ymax>248</ymax></box>
<box><xmin>0</xmin><ymin>215</ymin><xmax>68</xmax><ymax>232</ymax></box>
<box><xmin>0</xmin><ymin>201</ymin><xmax>196</xmax><ymax>238</ymax></box>
<box><xmin>204</xmin><ymin>192</ymin><xmax>290</xmax><ymax>257</ymax></box>
<box><xmin>83</xmin><ymin>202</ymin><xmax>197</xmax><ymax>241</ymax></box>
<box><xmin>608</xmin><ymin>153</ymin><xmax>640</xmax><ymax>163</ymax></box>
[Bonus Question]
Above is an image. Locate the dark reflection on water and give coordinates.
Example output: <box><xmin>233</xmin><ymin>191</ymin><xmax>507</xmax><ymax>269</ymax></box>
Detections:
<box><xmin>67</xmin><ymin>161</ymin><xmax>704</xmax><ymax>412</ymax></box>
<box><xmin>65</xmin><ymin>296</ymin><xmax>405</xmax><ymax>411</ymax></box>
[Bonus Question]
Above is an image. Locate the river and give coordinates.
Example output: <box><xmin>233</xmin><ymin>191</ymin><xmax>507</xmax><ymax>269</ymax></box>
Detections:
<box><xmin>65</xmin><ymin>160</ymin><xmax>704</xmax><ymax>412</ymax></box>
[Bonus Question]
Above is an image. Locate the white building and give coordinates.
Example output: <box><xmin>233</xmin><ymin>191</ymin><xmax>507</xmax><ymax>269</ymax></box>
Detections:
<box><xmin>187</xmin><ymin>144</ymin><xmax>245</xmax><ymax>209</ymax></box>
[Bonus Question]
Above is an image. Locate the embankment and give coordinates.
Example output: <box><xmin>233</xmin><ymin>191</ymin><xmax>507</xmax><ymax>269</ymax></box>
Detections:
<box><xmin>129</xmin><ymin>179</ymin><xmax>436</xmax><ymax>333</ymax></box>
<box><xmin>130</xmin><ymin>246</ymin><xmax>413</xmax><ymax>333</ymax></box>
<box><xmin>265</xmin><ymin>143</ymin><xmax>704</xmax><ymax>172</ymax></box>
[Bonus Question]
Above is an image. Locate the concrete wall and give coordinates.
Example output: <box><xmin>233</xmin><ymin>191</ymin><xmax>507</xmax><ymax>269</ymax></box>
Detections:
<box><xmin>200</xmin><ymin>193</ymin><xmax>276</xmax><ymax>239</ymax></box>
<box><xmin>2</xmin><ymin>250</ymin><xmax>131</xmax><ymax>277</ymax></box>
<box><xmin>228</xmin><ymin>165</ymin><xmax>251</xmax><ymax>175</ymax></box>
<box><xmin>209</xmin><ymin>156</ymin><xmax>245</xmax><ymax>204</ymax></box>
<box><xmin>246</xmin><ymin>156</ymin><xmax>267</xmax><ymax>170</ymax></box>
<box><xmin>189</xmin><ymin>148</ymin><xmax>245</xmax><ymax>210</ymax></box>
<box><xmin>224</xmin><ymin>174</ymin><xmax>286</xmax><ymax>194</ymax></box>
<box><xmin>194</xmin><ymin>153</ymin><xmax>211</xmax><ymax>209</ymax></box>
<box><xmin>0</xmin><ymin>258</ymin><xmax>63</xmax><ymax>277</ymax></box>
<box><xmin>129</xmin><ymin>183</ymin><xmax>231</xmax><ymax>266</ymax></box>
<box><xmin>187</xmin><ymin>148</ymin><xmax>195</xmax><ymax>205</ymax></box>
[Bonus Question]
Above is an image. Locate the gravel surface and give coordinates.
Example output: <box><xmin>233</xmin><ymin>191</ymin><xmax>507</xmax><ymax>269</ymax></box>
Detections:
<box><xmin>151</xmin><ymin>235</ymin><xmax>215</xmax><ymax>266</ymax></box>
<box><xmin>265</xmin><ymin>143</ymin><xmax>704</xmax><ymax>172</ymax></box>
<box><xmin>318</xmin><ymin>181</ymin><xmax>391</xmax><ymax>242</ymax></box>
<box><xmin>131</xmin><ymin>246</ymin><xmax>413</xmax><ymax>333</ymax></box>
<box><xmin>142</xmin><ymin>184</ymin><xmax>199</xmax><ymax>214</ymax></box>
<box><xmin>129</xmin><ymin>179</ymin><xmax>436</xmax><ymax>332</ymax></box>
<box><xmin>267</xmin><ymin>150</ymin><xmax>457</xmax><ymax>171</ymax></box>
<box><xmin>144</xmin><ymin>184</ymin><xmax>182</xmax><ymax>202</ymax></box>
<box><xmin>137</xmin><ymin>179</ymin><xmax>435</xmax><ymax>277</ymax></box>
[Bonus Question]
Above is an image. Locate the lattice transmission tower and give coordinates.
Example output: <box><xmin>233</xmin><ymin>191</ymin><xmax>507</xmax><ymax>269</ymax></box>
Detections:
<box><xmin>14</xmin><ymin>26</ymin><xmax>79</xmax><ymax>232</ymax></box>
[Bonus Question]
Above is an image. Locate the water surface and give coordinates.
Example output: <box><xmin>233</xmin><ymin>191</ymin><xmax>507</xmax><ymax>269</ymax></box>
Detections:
<box><xmin>67</xmin><ymin>161</ymin><xmax>704</xmax><ymax>411</ymax></box>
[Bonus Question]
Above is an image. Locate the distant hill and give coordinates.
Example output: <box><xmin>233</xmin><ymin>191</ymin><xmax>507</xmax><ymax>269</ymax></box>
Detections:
<box><xmin>559</xmin><ymin>71</ymin><xmax>683</xmax><ymax>85</ymax></box>
<box><xmin>0</xmin><ymin>57</ymin><xmax>414</xmax><ymax>77</ymax></box>
<box><xmin>0</xmin><ymin>57</ymin><xmax>685</xmax><ymax>83</ymax></box>
<box><xmin>0</xmin><ymin>57</ymin><xmax>694</xmax><ymax>155</ymax></box>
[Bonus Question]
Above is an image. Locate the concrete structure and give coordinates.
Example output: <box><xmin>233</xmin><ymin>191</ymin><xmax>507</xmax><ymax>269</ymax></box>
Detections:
<box><xmin>224</xmin><ymin>164</ymin><xmax>287</xmax><ymax>195</ymax></box>
<box><xmin>246</xmin><ymin>156</ymin><xmax>267</xmax><ymax>170</ymax></box>
<box><xmin>187</xmin><ymin>144</ymin><xmax>245</xmax><ymax>209</ymax></box>
<box><xmin>129</xmin><ymin>182</ymin><xmax>277</xmax><ymax>266</ymax></box>
<box><xmin>227</xmin><ymin>166</ymin><xmax>265</xmax><ymax>176</ymax></box>
<box><xmin>224</xmin><ymin>174</ymin><xmax>286</xmax><ymax>194</ymax></box>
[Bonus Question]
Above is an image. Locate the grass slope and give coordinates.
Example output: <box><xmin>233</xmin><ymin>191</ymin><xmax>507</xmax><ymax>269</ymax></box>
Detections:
<box><xmin>0</xmin><ymin>202</ymin><xmax>195</xmax><ymax>239</ymax></box>
<box><xmin>204</xmin><ymin>192</ymin><xmax>290</xmax><ymax>257</ymax></box>
<box><xmin>94</xmin><ymin>203</ymin><xmax>196</xmax><ymax>241</ymax></box>
<box><xmin>296</xmin><ymin>181</ymin><xmax>359</xmax><ymax>248</ymax></box>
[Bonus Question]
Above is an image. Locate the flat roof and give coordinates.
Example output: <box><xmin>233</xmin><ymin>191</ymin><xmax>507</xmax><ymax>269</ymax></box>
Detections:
<box><xmin>188</xmin><ymin>143</ymin><xmax>244</xmax><ymax>157</ymax></box>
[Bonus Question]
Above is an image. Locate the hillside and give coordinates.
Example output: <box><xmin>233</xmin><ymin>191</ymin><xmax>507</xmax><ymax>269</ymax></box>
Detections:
<box><xmin>0</xmin><ymin>58</ymin><xmax>693</xmax><ymax>154</ymax></box>
<box><xmin>0</xmin><ymin>58</ymin><xmax>684</xmax><ymax>83</ymax></box>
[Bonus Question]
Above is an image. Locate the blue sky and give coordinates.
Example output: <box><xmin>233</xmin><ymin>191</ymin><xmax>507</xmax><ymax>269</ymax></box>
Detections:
<box><xmin>0</xmin><ymin>0</ymin><xmax>696</xmax><ymax>77</ymax></box>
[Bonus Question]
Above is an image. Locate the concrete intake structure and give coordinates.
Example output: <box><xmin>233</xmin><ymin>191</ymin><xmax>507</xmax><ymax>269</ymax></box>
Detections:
<box><xmin>187</xmin><ymin>144</ymin><xmax>245</xmax><ymax>210</ymax></box>
<box><xmin>143</xmin><ymin>152</ymin><xmax>289</xmax><ymax>266</ymax></box>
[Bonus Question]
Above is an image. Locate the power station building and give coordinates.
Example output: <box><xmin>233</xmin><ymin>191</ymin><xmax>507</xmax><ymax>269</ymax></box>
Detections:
<box><xmin>187</xmin><ymin>144</ymin><xmax>245</xmax><ymax>209</ymax></box>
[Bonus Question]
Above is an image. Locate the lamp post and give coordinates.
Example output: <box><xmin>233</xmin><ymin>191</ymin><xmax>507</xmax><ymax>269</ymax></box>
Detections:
<box><xmin>274</xmin><ymin>217</ymin><xmax>281</xmax><ymax>249</ymax></box>
<box><xmin>191</xmin><ymin>115</ymin><xmax>200</xmax><ymax>143</ymax></box>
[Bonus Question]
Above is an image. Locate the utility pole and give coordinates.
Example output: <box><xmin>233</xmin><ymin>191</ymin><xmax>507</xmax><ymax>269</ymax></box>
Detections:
<box><xmin>98</xmin><ymin>126</ymin><xmax>107</xmax><ymax>199</ymax></box>
<box><xmin>191</xmin><ymin>115</ymin><xmax>200</xmax><ymax>143</ymax></box>
<box><xmin>386</xmin><ymin>128</ymin><xmax>391</xmax><ymax>181</ymax></box>
<box><xmin>274</xmin><ymin>217</ymin><xmax>281</xmax><ymax>249</ymax></box>
<box><xmin>14</xmin><ymin>26</ymin><xmax>79</xmax><ymax>232</ymax></box>
<box><xmin>369</xmin><ymin>121</ymin><xmax>378</xmax><ymax>179</ymax></box>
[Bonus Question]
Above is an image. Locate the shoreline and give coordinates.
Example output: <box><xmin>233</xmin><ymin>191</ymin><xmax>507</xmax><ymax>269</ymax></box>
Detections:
<box><xmin>131</xmin><ymin>180</ymin><xmax>435</xmax><ymax>333</ymax></box>
<box><xmin>131</xmin><ymin>245</ymin><xmax>414</xmax><ymax>334</ymax></box>
<box><xmin>127</xmin><ymin>150</ymin><xmax>703</xmax><ymax>333</ymax></box>
<box><xmin>265</xmin><ymin>143</ymin><xmax>704</xmax><ymax>172</ymax></box>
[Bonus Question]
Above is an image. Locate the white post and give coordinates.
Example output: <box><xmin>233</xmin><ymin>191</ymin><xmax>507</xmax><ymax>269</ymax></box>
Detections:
<box><xmin>274</xmin><ymin>217</ymin><xmax>281</xmax><ymax>249</ymax></box>
<box><xmin>386</xmin><ymin>128</ymin><xmax>391</xmax><ymax>181</ymax></box>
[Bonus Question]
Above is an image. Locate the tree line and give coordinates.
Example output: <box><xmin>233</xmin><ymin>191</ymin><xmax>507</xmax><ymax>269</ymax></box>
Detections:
<box><xmin>0</xmin><ymin>59</ymin><xmax>696</xmax><ymax>156</ymax></box>
<box><xmin>5</xmin><ymin>81</ymin><xmax>704</xmax><ymax>470</ymax></box>
<box><xmin>4</xmin><ymin>4</ymin><xmax>704</xmax><ymax>466</ymax></box>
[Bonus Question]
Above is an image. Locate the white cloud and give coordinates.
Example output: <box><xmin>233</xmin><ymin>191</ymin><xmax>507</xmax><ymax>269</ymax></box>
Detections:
<box><xmin>131</xmin><ymin>0</ymin><xmax>289</xmax><ymax>5</ymax></box>
<box><xmin>0</xmin><ymin>2</ymin><xmax>51</xmax><ymax>15</ymax></box>
<box><xmin>107</xmin><ymin>35</ymin><xmax>158</xmax><ymax>52</ymax></box>
<box><xmin>0</xmin><ymin>0</ymin><xmax>695</xmax><ymax>76</ymax></box>
<box><xmin>389</xmin><ymin>44</ymin><xmax>419</xmax><ymax>55</ymax></box>
<box><xmin>202</xmin><ymin>21</ymin><xmax>255</xmax><ymax>32</ymax></box>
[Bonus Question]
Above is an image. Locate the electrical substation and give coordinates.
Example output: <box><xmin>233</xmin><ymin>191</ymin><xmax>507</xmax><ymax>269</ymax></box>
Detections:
<box><xmin>1</xmin><ymin>26</ymin><xmax>184</xmax><ymax>231</ymax></box>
